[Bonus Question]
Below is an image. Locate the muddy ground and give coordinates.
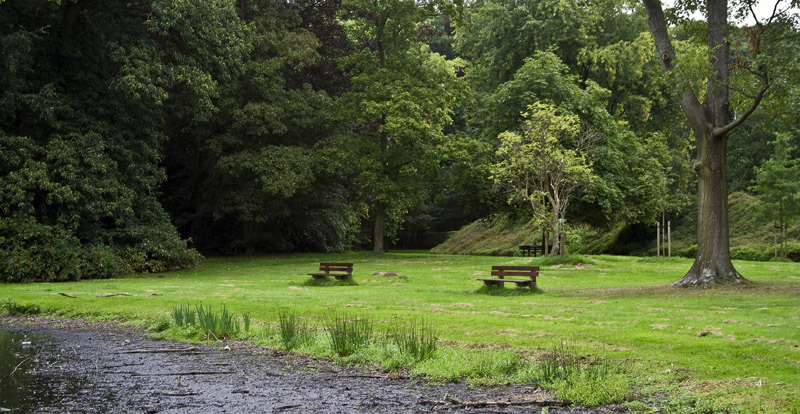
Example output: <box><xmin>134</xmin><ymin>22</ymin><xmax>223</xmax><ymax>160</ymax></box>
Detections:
<box><xmin>0</xmin><ymin>316</ymin><xmax>629</xmax><ymax>413</ymax></box>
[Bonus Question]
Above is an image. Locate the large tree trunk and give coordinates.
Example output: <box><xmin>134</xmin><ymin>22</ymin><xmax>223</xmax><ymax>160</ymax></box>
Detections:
<box><xmin>643</xmin><ymin>0</ymin><xmax>754</xmax><ymax>286</ymax></box>
<box><xmin>373</xmin><ymin>203</ymin><xmax>385</xmax><ymax>253</ymax></box>
<box><xmin>673</xmin><ymin>126</ymin><xmax>744</xmax><ymax>286</ymax></box>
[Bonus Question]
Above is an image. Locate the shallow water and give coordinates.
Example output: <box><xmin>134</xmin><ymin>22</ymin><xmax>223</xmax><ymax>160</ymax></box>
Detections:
<box><xmin>0</xmin><ymin>329</ymin><xmax>109</xmax><ymax>413</ymax></box>
<box><xmin>0</xmin><ymin>329</ymin><xmax>49</xmax><ymax>412</ymax></box>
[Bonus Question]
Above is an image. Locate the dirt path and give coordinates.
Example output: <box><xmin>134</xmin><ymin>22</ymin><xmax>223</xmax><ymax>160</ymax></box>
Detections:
<box><xmin>1</xmin><ymin>316</ymin><xmax>628</xmax><ymax>413</ymax></box>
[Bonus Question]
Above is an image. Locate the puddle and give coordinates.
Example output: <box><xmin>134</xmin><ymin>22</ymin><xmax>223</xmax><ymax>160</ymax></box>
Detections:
<box><xmin>0</xmin><ymin>329</ymin><xmax>49</xmax><ymax>412</ymax></box>
<box><xmin>0</xmin><ymin>329</ymin><xmax>111</xmax><ymax>413</ymax></box>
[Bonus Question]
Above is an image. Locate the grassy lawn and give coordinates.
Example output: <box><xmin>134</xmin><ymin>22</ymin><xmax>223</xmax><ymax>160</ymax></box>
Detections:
<box><xmin>2</xmin><ymin>252</ymin><xmax>799</xmax><ymax>412</ymax></box>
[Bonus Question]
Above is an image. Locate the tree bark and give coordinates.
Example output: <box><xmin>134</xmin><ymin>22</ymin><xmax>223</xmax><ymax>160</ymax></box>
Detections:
<box><xmin>373</xmin><ymin>203</ymin><xmax>385</xmax><ymax>253</ymax></box>
<box><xmin>643</xmin><ymin>0</ymin><xmax>749</xmax><ymax>286</ymax></box>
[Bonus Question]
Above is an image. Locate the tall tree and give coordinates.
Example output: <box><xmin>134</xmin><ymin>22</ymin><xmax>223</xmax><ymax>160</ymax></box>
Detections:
<box><xmin>161</xmin><ymin>0</ymin><xmax>355</xmax><ymax>254</ymax></box>
<box><xmin>333</xmin><ymin>0</ymin><xmax>466</xmax><ymax>253</ymax></box>
<box><xmin>492</xmin><ymin>103</ymin><xmax>598</xmax><ymax>255</ymax></box>
<box><xmin>641</xmin><ymin>0</ymin><xmax>797</xmax><ymax>286</ymax></box>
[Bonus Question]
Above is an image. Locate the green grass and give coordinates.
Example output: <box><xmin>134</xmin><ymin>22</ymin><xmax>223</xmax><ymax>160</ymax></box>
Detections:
<box><xmin>2</xmin><ymin>252</ymin><xmax>799</xmax><ymax>412</ymax></box>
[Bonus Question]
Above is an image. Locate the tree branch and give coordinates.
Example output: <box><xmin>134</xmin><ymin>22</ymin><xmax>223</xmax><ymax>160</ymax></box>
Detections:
<box><xmin>642</xmin><ymin>0</ymin><xmax>708</xmax><ymax>129</ymax></box>
<box><xmin>713</xmin><ymin>77</ymin><xmax>770</xmax><ymax>138</ymax></box>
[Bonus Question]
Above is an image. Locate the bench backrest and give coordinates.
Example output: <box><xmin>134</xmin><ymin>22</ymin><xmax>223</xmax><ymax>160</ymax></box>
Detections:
<box><xmin>491</xmin><ymin>265</ymin><xmax>539</xmax><ymax>278</ymax></box>
<box><xmin>320</xmin><ymin>262</ymin><xmax>353</xmax><ymax>274</ymax></box>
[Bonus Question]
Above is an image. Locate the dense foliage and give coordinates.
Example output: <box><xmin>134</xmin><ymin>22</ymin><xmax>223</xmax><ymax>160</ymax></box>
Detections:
<box><xmin>1</xmin><ymin>0</ymin><xmax>798</xmax><ymax>281</ymax></box>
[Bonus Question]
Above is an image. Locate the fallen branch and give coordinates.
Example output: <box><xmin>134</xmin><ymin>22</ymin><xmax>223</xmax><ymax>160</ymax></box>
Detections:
<box><xmin>151</xmin><ymin>371</ymin><xmax>236</xmax><ymax>376</ymax></box>
<box><xmin>102</xmin><ymin>363</ymin><xmax>144</xmax><ymax>369</ymax></box>
<box><xmin>121</xmin><ymin>347</ymin><xmax>200</xmax><ymax>354</ymax></box>
<box><xmin>161</xmin><ymin>391</ymin><xmax>201</xmax><ymax>397</ymax></box>
<box><xmin>335</xmin><ymin>374</ymin><xmax>387</xmax><ymax>379</ymax></box>
<box><xmin>97</xmin><ymin>293</ymin><xmax>134</xmax><ymax>297</ymax></box>
<box><xmin>275</xmin><ymin>405</ymin><xmax>300</xmax><ymax>411</ymax></box>
<box><xmin>105</xmin><ymin>370</ymin><xmax>235</xmax><ymax>376</ymax></box>
<box><xmin>10</xmin><ymin>357</ymin><xmax>31</xmax><ymax>377</ymax></box>
<box><xmin>57</xmin><ymin>293</ymin><xmax>76</xmax><ymax>298</ymax></box>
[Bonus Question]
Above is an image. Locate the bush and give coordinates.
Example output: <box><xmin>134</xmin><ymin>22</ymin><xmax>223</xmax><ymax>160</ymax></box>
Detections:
<box><xmin>0</xmin><ymin>216</ymin><xmax>83</xmax><ymax>282</ymax></box>
<box><xmin>730</xmin><ymin>245</ymin><xmax>771</xmax><ymax>261</ymax></box>
<box><xmin>783</xmin><ymin>242</ymin><xmax>800</xmax><ymax>262</ymax></box>
<box><xmin>679</xmin><ymin>245</ymin><xmax>697</xmax><ymax>258</ymax></box>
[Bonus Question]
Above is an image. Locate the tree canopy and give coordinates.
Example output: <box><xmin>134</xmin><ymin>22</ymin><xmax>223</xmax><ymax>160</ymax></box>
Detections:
<box><xmin>1</xmin><ymin>0</ymin><xmax>798</xmax><ymax>282</ymax></box>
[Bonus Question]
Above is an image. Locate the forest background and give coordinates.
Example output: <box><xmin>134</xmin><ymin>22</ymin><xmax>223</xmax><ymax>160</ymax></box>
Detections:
<box><xmin>1</xmin><ymin>0</ymin><xmax>799</xmax><ymax>283</ymax></box>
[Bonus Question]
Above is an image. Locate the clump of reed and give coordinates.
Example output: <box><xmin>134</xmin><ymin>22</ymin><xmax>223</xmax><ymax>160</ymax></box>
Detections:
<box><xmin>386</xmin><ymin>318</ymin><xmax>437</xmax><ymax>362</ymax></box>
<box><xmin>277</xmin><ymin>310</ymin><xmax>313</xmax><ymax>351</ymax></box>
<box><xmin>171</xmin><ymin>303</ymin><xmax>250</xmax><ymax>340</ymax></box>
<box><xmin>325</xmin><ymin>314</ymin><xmax>374</xmax><ymax>357</ymax></box>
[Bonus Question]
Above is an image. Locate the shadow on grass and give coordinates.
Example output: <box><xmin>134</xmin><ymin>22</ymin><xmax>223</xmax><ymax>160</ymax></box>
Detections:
<box><xmin>301</xmin><ymin>277</ymin><xmax>359</xmax><ymax>287</ymax></box>
<box><xmin>475</xmin><ymin>285</ymin><xmax>543</xmax><ymax>296</ymax></box>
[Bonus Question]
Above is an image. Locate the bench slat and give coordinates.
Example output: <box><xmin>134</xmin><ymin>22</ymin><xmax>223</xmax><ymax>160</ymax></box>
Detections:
<box><xmin>491</xmin><ymin>266</ymin><xmax>539</xmax><ymax>271</ymax></box>
<box><xmin>477</xmin><ymin>278</ymin><xmax>533</xmax><ymax>283</ymax></box>
<box><xmin>491</xmin><ymin>271</ymin><xmax>537</xmax><ymax>277</ymax></box>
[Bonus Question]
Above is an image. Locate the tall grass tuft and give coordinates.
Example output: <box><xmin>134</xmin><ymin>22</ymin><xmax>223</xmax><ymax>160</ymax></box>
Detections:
<box><xmin>278</xmin><ymin>310</ymin><xmax>312</xmax><ymax>350</ymax></box>
<box><xmin>242</xmin><ymin>312</ymin><xmax>251</xmax><ymax>332</ymax></box>
<box><xmin>195</xmin><ymin>304</ymin><xmax>240</xmax><ymax>340</ymax></box>
<box><xmin>171</xmin><ymin>304</ymin><xmax>196</xmax><ymax>327</ymax></box>
<box><xmin>537</xmin><ymin>341</ymin><xmax>610</xmax><ymax>383</ymax></box>
<box><xmin>169</xmin><ymin>303</ymin><xmax>242</xmax><ymax>340</ymax></box>
<box><xmin>536</xmin><ymin>341</ymin><xmax>628</xmax><ymax>407</ymax></box>
<box><xmin>325</xmin><ymin>314</ymin><xmax>373</xmax><ymax>357</ymax></box>
<box><xmin>388</xmin><ymin>318</ymin><xmax>438</xmax><ymax>361</ymax></box>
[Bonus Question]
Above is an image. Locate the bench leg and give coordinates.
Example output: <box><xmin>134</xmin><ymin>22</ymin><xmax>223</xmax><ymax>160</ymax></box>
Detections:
<box><xmin>483</xmin><ymin>280</ymin><xmax>504</xmax><ymax>288</ymax></box>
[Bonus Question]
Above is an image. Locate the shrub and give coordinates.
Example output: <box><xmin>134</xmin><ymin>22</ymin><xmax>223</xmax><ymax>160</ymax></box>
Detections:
<box><xmin>679</xmin><ymin>245</ymin><xmax>697</xmax><ymax>258</ymax></box>
<box><xmin>730</xmin><ymin>245</ymin><xmax>770</xmax><ymax>262</ymax></box>
<box><xmin>0</xmin><ymin>216</ymin><xmax>83</xmax><ymax>282</ymax></box>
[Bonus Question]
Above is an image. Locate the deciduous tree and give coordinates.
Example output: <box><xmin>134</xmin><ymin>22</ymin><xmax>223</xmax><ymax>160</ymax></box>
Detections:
<box><xmin>492</xmin><ymin>103</ymin><xmax>598</xmax><ymax>255</ymax></box>
<box><xmin>333</xmin><ymin>0</ymin><xmax>466</xmax><ymax>253</ymax></box>
<box><xmin>641</xmin><ymin>0</ymin><xmax>798</xmax><ymax>285</ymax></box>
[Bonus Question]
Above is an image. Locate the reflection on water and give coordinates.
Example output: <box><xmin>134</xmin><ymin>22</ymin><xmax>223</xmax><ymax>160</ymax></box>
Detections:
<box><xmin>0</xmin><ymin>329</ymin><xmax>100</xmax><ymax>413</ymax></box>
<box><xmin>0</xmin><ymin>329</ymin><xmax>46</xmax><ymax>412</ymax></box>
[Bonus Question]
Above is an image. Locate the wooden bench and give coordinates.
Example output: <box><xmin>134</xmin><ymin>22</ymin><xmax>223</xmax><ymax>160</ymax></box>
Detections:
<box><xmin>519</xmin><ymin>245</ymin><xmax>544</xmax><ymax>257</ymax></box>
<box><xmin>477</xmin><ymin>265</ymin><xmax>539</xmax><ymax>288</ymax></box>
<box><xmin>307</xmin><ymin>262</ymin><xmax>353</xmax><ymax>280</ymax></box>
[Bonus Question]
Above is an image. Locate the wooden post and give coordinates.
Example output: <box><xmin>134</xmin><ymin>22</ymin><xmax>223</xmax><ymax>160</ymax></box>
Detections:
<box><xmin>657</xmin><ymin>221</ymin><xmax>661</xmax><ymax>259</ymax></box>
<box><xmin>668</xmin><ymin>220</ymin><xmax>672</xmax><ymax>258</ymax></box>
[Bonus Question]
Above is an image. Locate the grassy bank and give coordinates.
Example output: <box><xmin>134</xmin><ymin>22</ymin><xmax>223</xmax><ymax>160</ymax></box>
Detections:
<box><xmin>2</xmin><ymin>252</ymin><xmax>799</xmax><ymax>412</ymax></box>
